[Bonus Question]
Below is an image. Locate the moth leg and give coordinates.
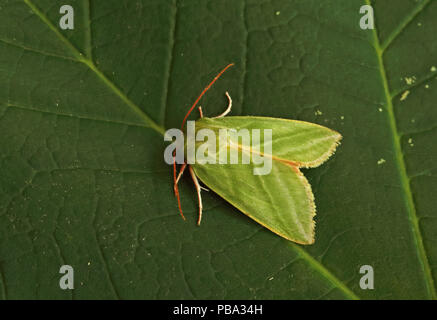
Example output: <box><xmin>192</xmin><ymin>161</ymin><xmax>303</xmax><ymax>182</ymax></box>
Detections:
<box><xmin>188</xmin><ymin>165</ymin><xmax>204</xmax><ymax>226</ymax></box>
<box><xmin>173</xmin><ymin>155</ymin><xmax>186</xmax><ymax>220</ymax></box>
<box><xmin>174</xmin><ymin>162</ymin><xmax>187</xmax><ymax>188</ymax></box>
<box><xmin>212</xmin><ymin>91</ymin><xmax>232</xmax><ymax>118</ymax></box>
<box><xmin>198</xmin><ymin>106</ymin><xmax>204</xmax><ymax>118</ymax></box>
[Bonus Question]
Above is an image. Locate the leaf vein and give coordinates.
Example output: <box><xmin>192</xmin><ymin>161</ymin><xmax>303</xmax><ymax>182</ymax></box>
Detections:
<box><xmin>391</xmin><ymin>68</ymin><xmax>437</xmax><ymax>98</ymax></box>
<box><xmin>367</xmin><ymin>0</ymin><xmax>437</xmax><ymax>299</ymax></box>
<box><xmin>23</xmin><ymin>0</ymin><xmax>165</xmax><ymax>136</ymax></box>
<box><xmin>293</xmin><ymin>246</ymin><xmax>360</xmax><ymax>300</ymax></box>
<box><xmin>381</xmin><ymin>0</ymin><xmax>431</xmax><ymax>52</ymax></box>
<box><xmin>0</xmin><ymin>37</ymin><xmax>78</xmax><ymax>62</ymax></box>
<box><xmin>6</xmin><ymin>103</ymin><xmax>153</xmax><ymax>129</ymax></box>
<box><xmin>83</xmin><ymin>0</ymin><xmax>93</xmax><ymax>60</ymax></box>
<box><xmin>162</xmin><ymin>0</ymin><xmax>178</xmax><ymax>126</ymax></box>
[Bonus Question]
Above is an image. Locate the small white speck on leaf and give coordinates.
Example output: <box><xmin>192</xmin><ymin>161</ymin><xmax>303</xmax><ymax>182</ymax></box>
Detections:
<box><xmin>275</xmin><ymin>11</ymin><xmax>280</xmax><ymax>15</ymax></box>
<box><xmin>400</xmin><ymin>90</ymin><xmax>410</xmax><ymax>101</ymax></box>
<box><xmin>425</xmin><ymin>84</ymin><xmax>429</xmax><ymax>89</ymax></box>
<box><xmin>431</xmin><ymin>66</ymin><xmax>437</xmax><ymax>72</ymax></box>
<box><xmin>315</xmin><ymin>110</ymin><xmax>323</xmax><ymax>116</ymax></box>
<box><xmin>404</xmin><ymin>76</ymin><xmax>416</xmax><ymax>85</ymax></box>
<box><xmin>377</xmin><ymin>158</ymin><xmax>386</xmax><ymax>165</ymax></box>
<box><xmin>378</xmin><ymin>107</ymin><xmax>383</xmax><ymax>112</ymax></box>
<box><xmin>340</xmin><ymin>115</ymin><xmax>344</xmax><ymax>120</ymax></box>
<box><xmin>269</xmin><ymin>277</ymin><xmax>274</xmax><ymax>281</ymax></box>
<box><xmin>417</xmin><ymin>22</ymin><xmax>422</xmax><ymax>27</ymax></box>
<box><xmin>408</xmin><ymin>138</ymin><xmax>414</xmax><ymax>147</ymax></box>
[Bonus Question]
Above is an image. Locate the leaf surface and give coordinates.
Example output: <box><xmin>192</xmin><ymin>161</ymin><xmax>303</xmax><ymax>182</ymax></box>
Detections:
<box><xmin>0</xmin><ymin>0</ymin><xmax>436</xmax><ymax>299</ymax></box>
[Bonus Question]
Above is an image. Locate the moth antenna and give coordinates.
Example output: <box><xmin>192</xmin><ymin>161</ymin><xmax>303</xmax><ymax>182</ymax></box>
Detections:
<box><xmin>212</xmin><ymin>91</ymin><xmax>232</xmax><ymax>118</ymax></box>
<box><xmin>181</xmin><ymin>63</ymin><xmax>234</xmax><ymax>130</ymax></box>
<box><xmin>189</xmin><ymin>166</ymin><xmax>203</xmax><ymax>226</ymax></box>
<box><xmin>175</xmin><ymin>63</ymin><xmax>233</xmax><ymax>224</ymax></box>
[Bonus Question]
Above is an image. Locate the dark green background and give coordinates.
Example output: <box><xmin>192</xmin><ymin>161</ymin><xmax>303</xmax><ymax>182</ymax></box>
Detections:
<box><xmin>0</xmin><ymin>0</ymin><xmax>436</xmax><ymax>299</ymax></box>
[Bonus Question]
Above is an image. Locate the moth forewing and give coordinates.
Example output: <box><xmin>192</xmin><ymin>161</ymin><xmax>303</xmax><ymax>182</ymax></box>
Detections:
<box><xmin>196</xmin><ymin>116</ymin><xmax>342</xmax><ymax>168</ymax></box>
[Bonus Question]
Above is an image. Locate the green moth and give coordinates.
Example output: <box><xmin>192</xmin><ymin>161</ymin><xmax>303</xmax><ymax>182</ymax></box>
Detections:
<box><xmin>170</xmin><ymin>64</ymin><xmax>341</xmax><ymax>245</ymax></box>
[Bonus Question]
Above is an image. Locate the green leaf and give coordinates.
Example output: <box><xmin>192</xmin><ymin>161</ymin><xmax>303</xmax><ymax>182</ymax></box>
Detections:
<box><xmin>0</xmin><ymin>0</ymin><xmax>436</xmax><ymax>299</ymax></box>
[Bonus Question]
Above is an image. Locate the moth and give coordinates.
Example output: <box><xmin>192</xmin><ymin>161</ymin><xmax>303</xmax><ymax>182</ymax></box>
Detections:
<box><xmin>170</xmin><ymin>64</ymin><xmax>341</xmax><ymax>244</ymax></box>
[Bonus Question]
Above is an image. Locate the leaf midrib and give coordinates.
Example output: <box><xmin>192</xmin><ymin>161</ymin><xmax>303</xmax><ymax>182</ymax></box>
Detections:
<box><xmin>23</xmin><ymin>0</ymin><xmax>359</xmax><ymax>300</ymax></box>
<box><xmin>365</xmin><ymin>0</ymin><xmax>436</xmax><ymax>299</ymax></box>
